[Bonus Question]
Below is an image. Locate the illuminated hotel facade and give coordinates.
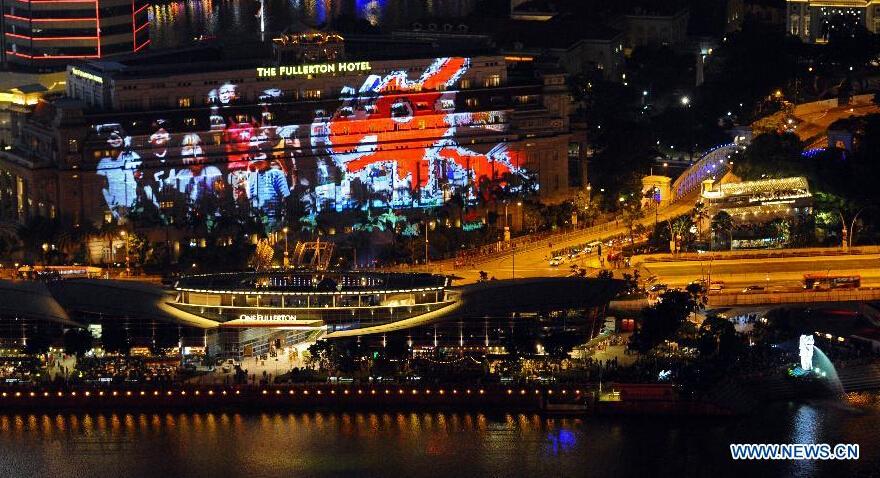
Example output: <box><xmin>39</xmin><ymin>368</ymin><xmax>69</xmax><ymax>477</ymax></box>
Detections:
<box><xmin>0</xmin><ymin>0</ymin><xmax>149</xmax><ymax>69</ymax></box>
<box><xmin>787</xmin><ymin>0</ymin><xmax>880</xmax><ymax>42</ymax></box>
<box><xmin>0</xmin><ymin>44</ymin><xmax>579</xmax><ymax>246</ymax></box>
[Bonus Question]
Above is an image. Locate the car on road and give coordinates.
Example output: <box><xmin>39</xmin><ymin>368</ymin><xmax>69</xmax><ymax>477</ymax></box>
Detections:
<box><xmin>649</xmin><ymin>283</ymin><xmax>668</xmax><ymax>293</ymax></box>
<box><xmin>550</xmin><ymin>256</ymin><xmax>565</xmax><ymax>267</ymax></box>
<box><xmin>742</xmin><ymin>285</ymin><xmax>765</xmax><ymax>293</ymax></box>
<box><xmin>708</xmin><ymin>281</ymin><xmax>725</xmax><ymax>291</ymax></box>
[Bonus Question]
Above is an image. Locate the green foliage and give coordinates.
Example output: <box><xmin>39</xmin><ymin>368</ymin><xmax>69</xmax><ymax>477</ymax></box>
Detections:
<box><xmin>697</xmin><ymin>315</ymin><xmax>741</xmax><ymax>360</ymax></box>
<box><xmin>731</xmin><ymin>132</ymin><xmax>806</xmax><ymax>181</ymax></box>
<box><xmin>630</xmin><ymin>288</ymin><xmax>704</xmax><ymax>353</ymax></box>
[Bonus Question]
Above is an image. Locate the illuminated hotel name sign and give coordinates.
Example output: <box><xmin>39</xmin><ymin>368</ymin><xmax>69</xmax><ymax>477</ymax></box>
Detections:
<box><xmin>70</xmin><ymin>67</ymin><xmax>103</xmax><ymax>84</ymax></box>
<box><xmin>237</xmin><ymin>314</ymin><xmax>298</xmax><ymax>322</ymax></box>
<box><xmin>256</xmin><ymin>61</ymin><xmax>371</xmax><ymax>78</ymax></box>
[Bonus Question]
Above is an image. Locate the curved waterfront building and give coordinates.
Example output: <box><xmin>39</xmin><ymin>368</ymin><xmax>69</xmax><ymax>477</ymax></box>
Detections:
<box><xmin>0</xmin><ymin>271</ymin><xmax>622</xmax><ymax>358</ymax></box>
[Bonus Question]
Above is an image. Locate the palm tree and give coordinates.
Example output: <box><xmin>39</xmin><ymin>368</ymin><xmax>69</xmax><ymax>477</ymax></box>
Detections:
<box><xmin>16</xmin><ymin>216</ymin><xmax>62</xmax><ymax>264</ymax></box>
<box><xmin>621</xmin><ymin>203</ymin><xmax>645</xmax><ymax>246</ymax></box>
<box><xmin>711</xmin><ymin>211</ymin><xmax>733</xmax><ymax>251</ymax></box>
<box><xmin>56</xmin><ymin>221</ymin><xmax>97</xmax><ymax>263</ymax></box>
<box><xmin>669</xmin><ymin>215</ymin><xmax>693</xmax><ymax>254</ymax></box>
<box><xmin>95</xmin><ymin>221</ymin><xmax>123</xmax><ymax>265</ymax></box>
<box><xmin>692</xmin><ymin>201</ymin><xmax>709</xmax><ymax>238</ymax></box>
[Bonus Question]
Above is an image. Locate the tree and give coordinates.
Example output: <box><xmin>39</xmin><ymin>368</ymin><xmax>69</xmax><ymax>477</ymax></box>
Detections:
<box><xmin>621</xmin><ymin>202</ymin><xmax>645</xmax><ymax>245</ymax></box>
<box><xmin>542</xmin><ymin>332</ymin><xmax>583</xmax><ymax>361</ymax></box>
<box><xmin>62</xmin><ymin>328</ymin><xmax>93</xmax><ymax>356</ymax></box>
<box><xmin>96</xmin><ymin>221</ymin><xmax>123</xmax><ymax>266</ymax></box>
<box><xmin>731</xmin><ymin>132</ymin><xmax>805</xmax><ymax>181</ymax></box>
<box><xmin>630</xmin><ymin>289</ymin><xmax>702</xmax><ymax>353</ymax></box>
<box><xmin>252</xmin><ymin>239</ymin><xmax>274</xmax><ymax>271</ymax></box>
<box><xmin>502</xmin><ymin>325</ymin><xmax>537</xmax><ymax>360</ymax></box>
<box><xmin>24</xmin><ymin>324</ymin><xmax>54</xmax><ymax>355</ymax></box>
<box><xmin>100</xmin><ymin>322</ymin><xmax>130</xmax><ymax>355</ymax></box>
<box><xmin>572</xmin><ymin>190</ymin><xmax>600</xmax><ymax>225</ymax></box>
<box><xmin>692</xmin><ymin>202</ymin><xmax>709</xmax><ymax>238</ymax></box>
<box><xmin>697</xmin><ymin>315</ymin><xmax>741</xmax><ymax>361</ymax></box>
<box><xmin>669</xmin><ymin>215</ymin><xmax>693</xmax><ymax>253</ymax></box>
<box><xmin>307</xmin><ymin>340</ymin><xmax>333</xmax><ymax>371</ymax></box>
<box><xmin>711</xmin><ymin>211</ymin><xmax>733</xmax><ymax>251</ymax></box>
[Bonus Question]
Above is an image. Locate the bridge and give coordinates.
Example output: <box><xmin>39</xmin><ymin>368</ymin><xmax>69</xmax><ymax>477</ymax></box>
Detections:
<box><xmin>670</xmin><ymin>144</ymin><xmax>740</xmax><ymax>201</ymax></box>
<box><xmin>707</xmin><ymin>288</ymin><xmax>880</xmax><ymax>307</ymax></box>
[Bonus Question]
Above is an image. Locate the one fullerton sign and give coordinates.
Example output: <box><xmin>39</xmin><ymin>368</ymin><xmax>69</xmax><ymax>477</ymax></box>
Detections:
<box><xmin>237</xmin><ymin>314</ymin><xmax>298</xmax><ymax>322</ymax></box>
<box><xmin>256</xmin><ymin>61</ymin><xmax>371</xmax><ymax>78</ymax></box>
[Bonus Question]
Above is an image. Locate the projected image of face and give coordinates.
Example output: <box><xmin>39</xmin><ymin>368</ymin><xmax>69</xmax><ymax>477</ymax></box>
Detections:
<box><xmin>149</xmin><ymin>120</ymin><xmax>170</xmax><ymax>160</ymax></box>
<box><xmin>209</xmin><ymin>82</ymin><xmax>238</xmax><ymax>105</ymax></box>
<box><xmin>96</xmin><ymin>127</ymin><xmax>142</xmax><ymax>219</ymax></box>
<box><xmin>93</xmin><ymin>57</ymin><xmax>532</xmax><ymax>227</ymax></box>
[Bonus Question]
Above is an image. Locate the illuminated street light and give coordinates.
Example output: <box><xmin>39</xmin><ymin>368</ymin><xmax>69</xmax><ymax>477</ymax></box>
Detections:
<box><xmin>680</xmin><ymin>96</ymin><xmax>690</xmax><ymax>106</ymax></box>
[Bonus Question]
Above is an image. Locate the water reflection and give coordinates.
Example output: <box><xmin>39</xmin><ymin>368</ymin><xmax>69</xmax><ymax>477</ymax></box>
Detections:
<box><xmin>148</xmin><ymin>0</ymin><xmax>478</xmax><ymax>49</ymax></box>
<box><xmin>0</xmin><ymin>404</ymin><xmax>876</xmax><ymax>477</ymax></box>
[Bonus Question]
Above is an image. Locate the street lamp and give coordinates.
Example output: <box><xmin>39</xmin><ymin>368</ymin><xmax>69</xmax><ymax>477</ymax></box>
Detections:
<box><xmin>512</xmin><ymin>201</ymin><xmax>523</xmax><ymax>280</ymax></box>
<box><xmin>119</xmin><ymin>231</ymin><xmax>130</xmax><ymax>276</ymax></box>
<box><xmin>282</xmin><ymin>227</ymin><xmax>289</xmax><ymax>268</ymax></box>
<box><xmin>680</xmin><ymin>96</ymin><xmax>690</xmax><ymax>106</ymax></box>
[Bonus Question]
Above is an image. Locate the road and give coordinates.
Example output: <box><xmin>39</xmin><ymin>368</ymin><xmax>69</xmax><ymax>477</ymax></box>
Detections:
<box><xmin>440</xmin><ymin>199</ymin><xmax>698</xmax><ymax>283</ymax></box>
<box><xmin>642</xmin><ymin>254</ymin><xmax>880</xmax><ymax>290</ymax></box>
<box><xmin>794</xmin><ymin>103</ymin><xmax>880</xmax><ymax>150</ymax></box>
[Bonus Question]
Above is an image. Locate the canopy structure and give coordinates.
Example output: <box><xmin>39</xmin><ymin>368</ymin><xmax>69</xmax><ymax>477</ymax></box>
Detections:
<box><xmin>0</xmin><ymin>279</ymin><xmax>219</xmax><ymax>329</ymax></box>
<box><xmin>0</xmin><ymin>280</ymin><xmax>79</xmax><ymax>327</ymax></box>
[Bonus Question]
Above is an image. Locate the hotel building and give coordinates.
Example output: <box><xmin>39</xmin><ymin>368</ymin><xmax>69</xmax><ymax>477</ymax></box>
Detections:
<box><xmin>0</xmin><ymin>38</ymin><xmax>580</xmax><ymax>254</ymax></box>
<box><xmin>787</xmin><ymin>0</ymin><xmax>880</xmax><ymax>42</ymax></box>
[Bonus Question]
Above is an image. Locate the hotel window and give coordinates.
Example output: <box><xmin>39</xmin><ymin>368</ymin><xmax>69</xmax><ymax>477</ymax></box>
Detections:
<box><xmin>178</xmin><ymin>97</ymin><xmax>193</xmax><ymax>108</ymax></box>
<box><xmin>120</xmin><ymin>100</ymin><xmax>140</xmax><ymax>110</ymax></box>
<box><xmin>460</xmin><ymin>79</ymin><xmax>471</xmax><ymax>89</ymax></box>
<box><xmin>483</xmin><ymin>75</ymin><xmax>501</xmax><ymax>87</ymax></box>
<box><xmin>184</xmin><ymin>118</ymin><xmax>197</xmax><ymax>126</ymax></box>
<box><xmin>149</xmin><ymin>97</ymin><xmax>168</xmax><ymax>109</ymax></box>
<box><xmin>67</xmin><ymin>139</ymin><xmax>79</xmax><ymax>153</ymax></box>
<box><xmin>160</xmin><ymin>200</ymin><xmax>174</xmax><ymax>209</ymax></box>
<box><xmin>303</xmin><ymin>89</ymin><xmax>322</xmax><ymax>99</ymax></box>
<box><xmin>466</xmin><ymin>98</ymin><xmax>479</xmax><ymax>107</ymax></box>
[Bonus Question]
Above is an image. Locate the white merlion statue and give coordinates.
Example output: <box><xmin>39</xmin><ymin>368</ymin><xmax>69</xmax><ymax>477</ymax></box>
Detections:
<box><xmin>799</xmin><ymin>334</ymin><xmax>815</xmax><ymax>371</ymax></box>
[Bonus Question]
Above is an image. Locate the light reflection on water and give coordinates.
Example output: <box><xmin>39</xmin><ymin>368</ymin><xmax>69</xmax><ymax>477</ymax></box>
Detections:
<box><xmin>0</xmin><ymin>404</ymin><xmax>877</xmax><ymax>477</ymax></box>
<box><xmin>148</xmin><ymin>0</ymin><xmax>477</xmax><ymax>49</ymax></box>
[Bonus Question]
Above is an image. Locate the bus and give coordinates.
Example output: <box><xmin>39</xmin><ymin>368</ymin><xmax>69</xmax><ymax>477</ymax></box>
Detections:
<box><xmin>803</xmin><ymin>274</ymin><xmax>860</xmax><ymax>290</ymax></box>
<box><xmin>17</xmin><ymin>265</ymin><xmax>103</xmax><ymax>280</ymax></box>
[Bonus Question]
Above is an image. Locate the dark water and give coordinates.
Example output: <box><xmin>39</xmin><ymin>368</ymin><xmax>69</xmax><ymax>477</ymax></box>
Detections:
<box><xmin>0</xmin><ymin>401</ymin><xmax>879</xmax><ymax>478</ymax></box>
<box><xmin>148</xmin><ymin>0</ymin><xmax>477</xmax><ymax>49</ymax></box>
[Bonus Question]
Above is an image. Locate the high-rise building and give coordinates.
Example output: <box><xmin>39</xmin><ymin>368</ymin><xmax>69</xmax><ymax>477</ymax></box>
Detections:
<box><xmin>1</xmin><ymin>0</ymin><xmax>149</xmax><ymax>69</ymax></box>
